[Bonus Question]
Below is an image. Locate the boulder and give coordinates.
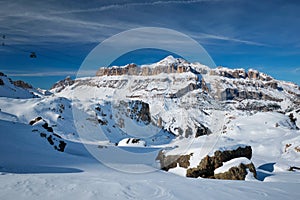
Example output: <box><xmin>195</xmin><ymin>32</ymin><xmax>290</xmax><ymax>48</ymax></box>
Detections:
<box><xmin>186</xmin><ymin>146</ymin><xmax>253</xmax><ymax>179</ymax></box>
<box><xmin>195</xmin><ymin>123</ymin><xmax>212</xmax><ymax>137</ymax></box>
<box><xmin>214</xmin><ymin>162</ymin><xmax>256</xmax><ymax>180</ymax></box>
<box><xmin>29</xmin><ymin>116</ymin><xmax>43</xmax><ymax>125</ymax></box>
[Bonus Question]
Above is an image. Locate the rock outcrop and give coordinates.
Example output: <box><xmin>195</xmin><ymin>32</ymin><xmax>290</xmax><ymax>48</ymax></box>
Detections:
<box><xmin>201</xmin><ymin>66</ymin><xmax>300</xmax><ymax>108</ymax></box>
<box><xmin>195</xmin><ymin>123</ymin><xmax>212</xmax><ymax>137</ymax></box>
<box><xmin>214</xmin><ymin>162</ymin><xmax>256</xmax><ymax>180</ymax></box>
<box><xmin>0</xmin><ymin>72</ymin><xmax>39</xmax><ymax>98</ymax></box>
<box><xmin>29</xmin><ymin>117</ymin><xmax>67</xmax><ymax>152</ymax></box>
<box><xmin>157</xmin><ymin>145</ymin><xmax>256</xmax><ymax>180</ymax></box>
<box><xmin>0</xmin><ymin>73</ymin><xmax>33</xmax><ymax>89</ymax></box>
<box><xmin>185</xmin><ymin>146</ymin><xmax>255</xmax><ymax>179</ymax></box>
<box><xmin>219</xmin><ymin>88</ymin><xmax>283</xmax><ymax>102</ymax></box>
<box><xmin>114</xmin><ymin>100</ymin><xmax>151</xmax><ymax>125</ymax></box>
<box><xmin>128</xmin><ymin>100</ymin><xmax>151</xmax><ymax>124</ymax></box>
<box><xmin>13</xmin><ymin>80</ymin><xmax>33</xmax><ymax>89</ymax></box>
<box><xmin>210</xmin><ymin>68</ymin><xmax>273</xmax><ymax>81</ymax></box>
<box><xmin>51</xmin><ymin>76</ymin><xmax>75</xmax><ymax>92</ymax></box>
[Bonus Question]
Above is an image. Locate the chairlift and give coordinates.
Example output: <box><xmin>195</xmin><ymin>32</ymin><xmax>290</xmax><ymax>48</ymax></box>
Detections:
<box><xmin>1</xmin><ymin>35</ymin><xmax>5</xmax><ymax>46</ymax></box>
<box><xmin>30</xmin><ymin>52</ymin><xmax>37</xmax><ymax>58</ymax></box>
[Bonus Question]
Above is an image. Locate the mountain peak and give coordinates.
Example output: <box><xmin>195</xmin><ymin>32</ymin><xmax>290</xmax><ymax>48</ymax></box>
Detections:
<box><xmin>157</xmin><ymin>55</ymin><xmax>180</xmax><ymax>64</ymax></box>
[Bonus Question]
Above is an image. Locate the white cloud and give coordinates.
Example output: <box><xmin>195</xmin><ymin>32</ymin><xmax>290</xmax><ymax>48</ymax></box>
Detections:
<box><xmin>193</xmin><ymin>33</ymin><xmax>269</xmax><ymax>47</ymax></box>
<box><xmin>294</xmin><ymin>68</ymin><xmax>300</xmax><ymax>73</ymax></box>
<box><xmin>50</xmin><ymin>0</ymin><xmax>218</xmax><ymax>15</ymax></box>
<box><xmin>3</xmin><ymin>70</ymin><xmax>76</xmax><ymax>77</ymax></box>
<box><xmin>0</xmin><ymin>0</ymin><xmax>263</xmax><ymax>48</ymax></box>
<box><xmin>3</xmin><ymin>69</ymin><xmax>98</xmax><ymax>77</ymax></box>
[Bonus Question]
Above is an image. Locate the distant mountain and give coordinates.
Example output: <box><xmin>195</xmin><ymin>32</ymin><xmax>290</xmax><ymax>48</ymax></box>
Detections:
<box><xmin>0</xmin><ymin>72</ymin><xmax>51</xmax><ymax>98</ymax></box>
<box><xmin>53</xmin><ymin>55</ymin><xmax>300</xmax><ymax>113</ymax></box>
<box><xmin>50</xmin><ymin>56</ymin><xmax>300</xmax><ymax>179</ymax></box>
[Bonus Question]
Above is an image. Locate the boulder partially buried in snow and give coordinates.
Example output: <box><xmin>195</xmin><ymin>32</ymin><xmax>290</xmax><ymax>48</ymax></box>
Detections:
<box><xmin>157</xmin><ymin>145</ymin><xmax>256</xmax><ymax>180</ymax></box>
<box><xmin>214</xmin><ymin>157</ymin><xmax>256</xmax><ymax>180</ymax></box>
<box><xmin>186</xmin><ymin>145</ymin><xmax>256</xmax><ymax>180</ymax></box>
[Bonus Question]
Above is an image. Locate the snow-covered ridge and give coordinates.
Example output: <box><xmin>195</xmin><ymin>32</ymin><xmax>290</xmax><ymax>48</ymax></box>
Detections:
<box><xmin>96</xmin><ymin>56</ymin><xmax>195</xmax><ymax>77</ymax></box>
<box><xmin>52</xmin><ymin>56</ymin><xmax>300</xmax><ymax>114</ymax></box>
<box><xmin>95</xmin><ymin>55</ymin><xmax>284</xmax><ymax>84</ymax></box>
<box><xmin>0</xmin><ymin>72</ymin><xmax>44</xmax><ymax>98</ymax></box>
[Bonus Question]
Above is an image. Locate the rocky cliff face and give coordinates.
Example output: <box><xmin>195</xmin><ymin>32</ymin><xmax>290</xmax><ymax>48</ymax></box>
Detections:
<box><xmin>209</xmin><ymin>68</ymin><xmax>273</xmax><ymax>81</ymax></box>
<box><xmin>13</xmin><ymin>80</ymin><xmax>33</xmax><ymax>89</ymax></box>
<box><xmin>83</xmin><ymin>56</ymin><xmax>300</xmax><ymax>113</ymax></box>
<box><xmin>96</xmin><ymin>59</ymin><xmax>191</xmax><ymax>77</ymax></box>
<box><xmin>202</xmin><ymin>67</ymin><xmax>290</xmax><ymax>103</ymax></box>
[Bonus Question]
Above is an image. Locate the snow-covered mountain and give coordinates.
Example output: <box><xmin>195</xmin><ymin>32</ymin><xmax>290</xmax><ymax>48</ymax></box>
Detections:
<box><xmin>1</xmin><ymin>56</ymin><xmax>300</xmax><ymax>199</ymax></box>
<box><xmin>0</xmin><ymin>72</ymin><xmax>42</xmax><ymax>98</ymax></box>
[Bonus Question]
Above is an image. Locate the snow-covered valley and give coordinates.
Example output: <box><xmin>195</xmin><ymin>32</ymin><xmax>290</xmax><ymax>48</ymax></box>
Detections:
<box><xmin>0</xmin><ymin>56</ymin><xmax>300</xmax><ymax>199</ymax></box>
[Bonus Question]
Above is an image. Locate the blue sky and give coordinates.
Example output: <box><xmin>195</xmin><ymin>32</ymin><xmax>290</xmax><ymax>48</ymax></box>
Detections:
<box><xmin>0</xmin><ymin>0</ymin><xmax>300</xmax><ymax>89</ymax></box>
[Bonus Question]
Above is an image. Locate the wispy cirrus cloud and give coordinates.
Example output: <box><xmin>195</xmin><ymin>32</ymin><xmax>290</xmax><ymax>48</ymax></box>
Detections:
<box><xmin>0</xmin><ymin>0</ymin><xmax>270</xmax><ymax>48</ymax></box>
<box><xmin>294</xmin><ymin>67</ymin><xmax>300</xmax><ymax>73</ymax></box>
<box><xmin>193</xmin><ymin>33</ymin><xmax>270</xmax><ymax>47</ymax></box>
<box><xmin>3</xmin><ymin>70</ymin><xmax>76</xmax><ymax>77</ymax></box>
<box><xmin>3</xmin><ymin>69</ymin><xmax>97</xmax><ymax>77</ymax></box>
<box><xmin>50</xmin><ymin>0</ymin><xmax>219</xmax><ymax>14</ymax></box>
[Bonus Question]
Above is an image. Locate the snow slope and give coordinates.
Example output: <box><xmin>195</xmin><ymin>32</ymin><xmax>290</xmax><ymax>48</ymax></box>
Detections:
<box><xmin>1</xmin><ymin>119</ymin><xmax>300</xmax><ymax>200</ymax></box>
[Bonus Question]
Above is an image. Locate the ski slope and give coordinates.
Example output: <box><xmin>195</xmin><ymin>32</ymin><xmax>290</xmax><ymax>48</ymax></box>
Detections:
<box><xmin>1</xmin><ymin>119</ymin><xmax>300</xmax><ymax>200</ymax></box>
